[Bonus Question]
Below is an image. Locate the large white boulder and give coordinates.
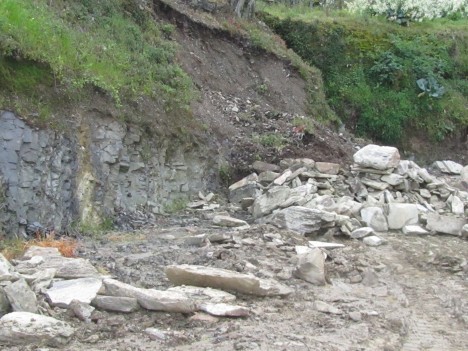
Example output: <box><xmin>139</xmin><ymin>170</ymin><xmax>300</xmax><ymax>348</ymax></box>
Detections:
<box><xmin>386</xmin><ymin>204</ymin><xmax>419</xmax><ymax>230</ymax></box>
<box><xmin>353</xmin><ymin>144</ymin><xmax>400</xmax><ymax>170</ymax></box>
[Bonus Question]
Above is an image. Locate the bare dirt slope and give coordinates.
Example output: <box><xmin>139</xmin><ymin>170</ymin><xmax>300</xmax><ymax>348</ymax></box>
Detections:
<box><xmin>6</xmin><ymin>212</ymin><xmax>464</xmax><ymax>351</ymax></box>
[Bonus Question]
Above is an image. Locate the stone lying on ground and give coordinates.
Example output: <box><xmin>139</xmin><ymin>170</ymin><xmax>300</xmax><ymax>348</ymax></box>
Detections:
<box><xmin>363</xmin><ymin>236</ymin><xmax>385</xmax><ymax>247</ymax></box>
<box><xmin>212</xmin><ymin>215</ymin><xmax>249</xmax><ymax>228</ymax></box>
<box><xmin>315</xmin><ymin>162</ymin><xmax>340</xmax><ymax>175</ymax></box>
<box><xmin>229</xmin><ymin>173</ymin><xmax>261</xmax><ymax>204</ymax></box>
<box><xmin>167</xmin><ymin>286</ymin><xmax>236</xmax><ymax>304</ymax></box>
<box><xmin>433</xmin><ymin>160</ymin><xmax>463</xmax><ymax>174</ymax></box>
<box><xmin>314</xmin><ymin>300</ymin><xmax>342</xmax><ymax>314</ymax></box>
<box><xmin>45</xmin><ymin>278</ymin><xmax>103</xmax><ymax>308</ymax></box>
<box><xmin>267</xmin><ymin>206</ymin><xmax>337</xmax><ymax>235</ymax></box>
<box><xmin>252</xmin><ymin>160</ymin><xmax>280</xmax><ymax>173</ymax></box>
<box><xmin>426</xmin><ymin>213</ymin><xmax>467</xmax><ymax>236</ymax></box>
<box><xmin>69</xmin><ymin>299</ymin><xmax>95</xmax><ymax>322</ymax></box>
<box><xmin>0</xmin><ymin>288</ymin><xmax>10</xmax><ymax>316</ymax></box>
<box><xmin>461</xmin><ymin>224</ymin><xmax>468</xmax><ymax>239</ymax></box>
<box><xmin>165</xmin><ymin>265</ymin><xmax>293</xmax><ymax>297</ymax></box>
<box><xmin>403</xmin><ymin>225</ymin><xmax>429</xmax><ymax>235</ymax></box>
<box><xmin>351</xmin><ymin>227</ymin><xmax>374</xmax><ymax>239</ymax></box>
<box><xmin>0</xmin><ymin>312</ymin><xmax>74</xmax><ymax>347</ymax></box>
<box><xmin>361</xmin><ymin>207</ymin><xmax>388</xmax><ymax>232</ymax></box>
<box><xmin>0</xmin><ymin>254</ymin><xmax>17</xmax><ymax>282</ymax></box>
<box><xmin>199</xmin><ymin>303</ymin><xmax>250</xmax><ymax>317</ymax></box>
<box><xmin>353</xmin><ymin>144</ymin><xmax>400</xmax><ymax>170</ymax></box>
<box><xmin>386</xmin><ymin>204</ymin><xmax>419</xmax><ymax>229</ymax></box>
<box><xmin>103</xmin><ymin>278</ymin><xmax>196</xmax><ymax>313</ymax></box>
<box><xmin>450</xmin><ymin>195</ymin><xmax>464</xmax><ymax>215</ymax></box>
<box><xmin>308</xmin><ymin>241</ymin><xmax>345</xmax><ymax>249</ymax></box>
<box><xmin>92</xmin><ymin>296</ymin><xmax>140</xmax><ymax>313</ymax></box>
<box><xmin>293</xmin><ymin>248</ymin><xmax>326</xmax><ymax>286</ymax></box>
<box><xmin>3</xmin><ymin>278</ymin><xmax>38</xmax><ymax>313</ymax></box>
<box><xmin>252</xmin><ymin>186</ymin><xmax>291</xmax><ymax>218</ymax></box>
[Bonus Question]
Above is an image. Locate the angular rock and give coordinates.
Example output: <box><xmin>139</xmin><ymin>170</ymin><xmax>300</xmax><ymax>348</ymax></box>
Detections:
<box><xmin>0</xmin><ymin>312</ymin><xmax>74</xmax><ymax>347</ymax></box>
<box><xmin>363</xmin><ymin>236</ymin><xmax>384</xmax><ymax>246</ymax></box>
<box><xmin>451</xmin><ymin>196</ymin><xmax>464</xmax><ymax>215</ymax></box>
<box><xmin>462</xmin><ymin>224</ymin><xmax>468</xmax><ymax>239</ymax></box>
<box><xmin>351</xmin><ymin>227</ymin><xmax>374</xmax><ymax>239</ymax></box>
<box><xmin>433</xmin><ymin>160</ymin><xmax>463</xmax><ymax>174</ymax></box>
<box><xmin>103</xmin><ymin>279</ymin><xmax>196</xmax><ymax>312</ymax></box>
<box><xmin>22</xmin><ymin>246</ymin><xmax>61</xmax><ymax>259</ymax></box>
<box><xmin>353</xmin><ymin>144</ymin><xmax>400</xmax><ymax>170</ymax></box>
<box><xmin>361</xmin><ymin>207</ymin><xmax>388</xmax><ymax>232</ymax></box>
<box><xmin>381</xmin><ymin>173</ymin><xmax>405</xmax><ymax>186</ymax></box>
<box><xmin>189</xmin><ymin>312</ymin><xmax>219</xmax><ymax>323</ymax></box>
<box><xmin>426</xmin><ymin>213</ymin><xmax>467</xmax><ymax>236</ymax></box>
<box><xmin>251</xmin><ymin>186</ymin><xmax>291</xmax><ymax>218</ymax></box>
<box><xmin>212</xmin><ymin>215</ymin><xmax>249</xmax><ymax>228</ymax></box>
<box><xmin>92</xmin><ymin>296</ymin><xmax>140</xmax><ymax>313</ymax></box>
<box><xmin>280</xmin><ymin>183</ymin><xmax>314</xmax><ymax>208</ymax></box>
<box><xmin>165</xmin><ymin>265</ymin><xmax>293</xmax><ymax>297</ymax></box>
<box><xmin>314</xmin><ymin>300</ymin><xmax>342</xmax><ymax>314</ymax></box>
<box><xmin>0</xmin><ymin>288</ymin><xmax>11</xmax><ymax>316</ymax></box>
<box><xmin>229</xmin><ymin>174</ymin><xmax>261</xmax><ymax>204</ymax></box>
<box><xmin>27</xmin><ymin>268</ymin><xmax>56</xmax><ymax>293</ymax></box>
<box><xmin>258</xmin><ymin>171</ymin><xmax>279</xmax><ymax>185</ymax></box>
<box><xmin>0</xmin><ymin>254</ymin><xmax>16</xmax><ymax>282</ymax></box>
<box><xmin>69</xmin><ymin>299</ymin><xmax>95</xmax><ymax>322</ymax></box>
<box><xmin>167</xmin><ymin>286</ymin><xmax>236</xmax><ymax>304</ymax></box>
<box><xmin>293</xmin><ymin>248</ymin><xmax>326</xmax><ymax>286</ymax></box>
<box><xmin>361</xmin><ymin>178</ymin><xmax>389</xmax><ymax>191</ymax></box>
<box><xmin>386</xmin><ymin>203</ymin><xmax>419</xmax><ymax>230</ymax></box>
<box><xmin>252</xmin><ymin>161</ymin><xmax>280</xmax><ymax>173</ymax></box>
<box><xmin>402</xmin><ymin>225</ymin><xmax>429</xmax><ymax>235</ymax></box>
<box><xmin>308</xmin><ymin>241</ymin><xmax>345</xmax><ymax>249</ymax></box>
<box><xmin>45</xmin><ymin>278</ymin><xmax>103</xmax><ymax>308</ymax></box>
<box><xmin>461</xmin><ymin>165</ymin><xmax>468</xmax><ymax>185</ymax></box>
<box><xmin>280</xmin><ymin>158</ymin><xmax>315</xmax><ymax>170</ymax></box>
<box><xmin>268</xmin><ymin>206</ymin><xmax>330</xmax><ymax>235</ymax></box>
<box><xmin>315</xmin><ymin>162</ymin><xmax>340</xmax><ymax>175</ymax></box>
<box><xmin>273</xmin><ymin>169</ymin><xmax>292</xmax><ymax>185</ymax></box>
<box><xmin>3</xmin><ymin>278</ymin><xmax>38</xmax><ymax>313</ymax></box>
<box><xmin>199</xmin><ymin>303</ymin><xmax>250</xmax><ymax>317</ymax></box>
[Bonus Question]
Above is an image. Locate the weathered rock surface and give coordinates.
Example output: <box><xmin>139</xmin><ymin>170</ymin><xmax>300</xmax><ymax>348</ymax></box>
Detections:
<box><xmin>0</xmin><ymin>312</ymin><xmax>74</xmax><ymax>347</ymax></box>
<box><xmin>402</xmin><ymin>225</ymin><xmax>429</xmax><ymax>235</ymax></box>
<box><xmin>351</xmin><ymin>227</ymin><xmax>374</xmax><ymax>239</ymax></box>
<box><xmin>314</xmin><ymin>300</ymin><xmax>342</xmax><ymax>314</ymax></box>
<box><xmin>103</xmin><ymin>278</ymin><xmax>196</xmax><ymax>312</ymax></box>
<box><xmin>353</xmin><ymin>144</ymin><xmax>400</xmax><ymax>170</ymax></box>
<box><xmin>315</xmin><ymin>162</ymin><xmax>340</xmax><ymax>175</ymax></box>
<box><xmin>252</xmin><ymin>186</ymin><xmax>291</xmax><ymax>218</ymax></box>
<box><xmin>361</xmin><ymin>207</ymin><xmax>388</xmax><ymax>232</ymax></box>
<box><xmin>213</xmin><ymin>215</ymin><xmax>249</xmax><ymax>228</ymax></box>
<box><xmin>433</xmin><ymin>160</ymin><xmax>463</xmax><ymax>174</ymax></box>
<box><xmin>45</xmin><ymin>278</ymin><xmax>103</xmax><ymax>308</ymax></box>
<box><xmin>293</xmin><ymin>248</ymin><xmax>326</xmax><ymax>285</ymax></box>
<box><xmin>426</xmin><ymin>213</ymin><xmax>467</xmax><ymax>236</ymax></box>
<box><xmin>199</xmin><ymin>303</ymin><xmax>250</xmax><ymax>317</ymax></box>
<box><xmin>3</xmin><ymin>278</ymin><xmax>38</xmax><ymax>313</ymax></box>
<box><xmin>92</xmin><ymin>296</ymin><xmax>140</xmax><ymax>313</ymax></box>
<box><xmin>267</xmin><ymin>206</ymin><xmax>331</xmax><ymax>235</ymax></box>
<box><xmin>165</xmin><ymin>265</ymin><xmax>293</xmax><ymax>297</ymax></box>
<box><xmin>69</xmin><ymin>299</ymin><xmax>95</xmax><ymax>322</ymax></box>
<box><xmin>0</xmin><ymin>288</ymin><xmax>11</xmax><ymax>316</ymax></box>
<box><xmin>167</xmin><ymin>286</ymin><xmax>236</xmax><ymax>303</ymax></box>
<box><xmin>386</xmin><ymin>204</ymin><xmax>419</xmax><ymax>230</ymax></box>
<box><xmin>363</xmin><ymin>236</ymin><xmax>384</xmax><ymax>246</ymax></box>
<box><xmin>0</xmin><ymin>254</ymin><xmax>16</xmax><ymax>282</ymax></box>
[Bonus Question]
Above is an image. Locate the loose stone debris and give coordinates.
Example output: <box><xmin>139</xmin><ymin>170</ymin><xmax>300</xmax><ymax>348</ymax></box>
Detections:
<box><xmin>0</xmin><ymin>143</ymin><xmax>466</xmax><ymax>350</ymax></box>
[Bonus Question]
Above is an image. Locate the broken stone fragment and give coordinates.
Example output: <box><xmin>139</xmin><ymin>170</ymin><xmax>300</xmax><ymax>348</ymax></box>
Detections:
<box><xmin>267</xmin><ymin>206</ymin><xmax>332</xmax><ymax>235</ymax></box>
<box><xmin>314</xmin><ymin>300</ymin><xmax>342</xmax><ymax>314</ymax></box>
<box><xmin>353</xmin><ymin>144</ymin><xmax>400</xmax><ymax>170</ymax></box>
<box><xmin>315</xmin><ymin>162</ymin><xmax>340</xmax><ymax>175</ymax></box>
<box><xmin>450</xmin><ymin>196</ymin><xmax>464</xmax><ymax>215</ymax></box>
<box><xmin>103</xmin><ymin>278</ymin><xmax>196</xmax><ymax>312</ymax></box>
<box><xmin>69</xmin><ymin>299</ymin><xmax>95</xmax><ymax>322</ymax></box>
<box><xmin>363</xmin><ymin>236</ymin><xmax>384</xmax><ymax>246</ymax></box>
<box><xmin>351</xmin><ymin>227</ymin><xmax>374</xmax><ymax>239</ymax></box>
<box><xmin>361</xmin><ymin>178</ymin><xmax>389</xmax><ymax>191</ymax></box>
<box><xmin>293</xmin><ymin>248</ymin><xmax>326</xmax><ymax>286</ymax></box>
<box><xmin>258</xmin><ymin>171</ymin><xmax>280</xmax><ymax>185</ymax></box>
<box><xmin>251</xmin><ymin>186</ymin><xmax>291</xmax><ymax>218</ymax></box>
<box><xmin>386</xmin><ymin>203</ymin><xmax>419</xmax><ymax>230</ymax></box>
<box><xmin>45</xmin><ymin>277</ymin><xmax>103</xmax><ymax>308</ymax></box>
<box><xmin>426</xmin><ymin>213</ymin><xmax>467</xmax><ymax>236</ymax></box>
<box><xmin>0</xmin><ymin>312</ymin><xmax>74</xmax><ymax>347</ymax></box>
<box><xmin>380</xmin><ymin>173</ymin><xmax>404</xmax><ymax>186</ymax></box>
<box><xmin>433</xmin><ymin>160</ymin><xmax>463</xmax><ymax>175</ymax></box>
<box><xmin>361</xmin><ymin>207</ymin><xmax>388</xmax><ymax>232</ymax></box>
<box><xmin>92</xmin><ymin>296</ymin><xmax>140</xmax><ymax>313</ymax></box>
<box><xmin>273</xmin><ymin>169</ymin><xmax>292</xmax><ymax>185</ymax></box>
<box><xmin>212</xmin><ymin>215</ymin><xmax>249</xmax><ymax>228</ymax></box>
<box><xmin>252</xmin><ymin>160</ymin><xmax>280</xmax><ymax>173</ymax></box>
<box><xmin>3</xmin><ymin>278</ymin><xmax>38</xmax><ymax>313</ymax></box>
<box><xmin>308</xmin><ymin>241</ymin><xmax>345</xmax><ymax>249</ymax></box>
<box><xmin>0</xmin><ymin>288</ymin><xmax>10</xmax><ymax>317</ymax></box>
<box><xmin>402</xmin><ymin>225</ymin><xmax>429</xmax><ymax>235</ymax></box>
<box><xmin>167</xmin><ymin>286</ymin><xmax>236</xmax><ymax>304</ymax></box>
<box><xmin>0</xmin><ymin>254</ymin><xmax>17</xmax><ymax>282</ymax></box>
<box><xmin>165</xmin><ymin>265</ymin><xmax>293</xmax><ymax>297</ymax></box>
<box><xmin>229</xmin><ymin>173</ymin><xmax>261</xmax><ymax>204</ymax></box>
<box><xmin>199</xmin><ymin>303</ymin><xmax>250</xmax><ymax>317</ymax></box>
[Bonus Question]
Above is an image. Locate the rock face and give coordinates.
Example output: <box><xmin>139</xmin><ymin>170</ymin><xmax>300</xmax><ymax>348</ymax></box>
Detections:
<box><xmin>0</xmin><ymin>312</ymin><xmax>74</xmax><ymax>347</ymax></box>
<box><xmin>0</xmin><ymin>110</ymin><xmax>214</xmax><ymax>236</ymax></box>
<box><xmin>165</xmin><ymin>265</ymin><xmax>293</xmax><ymax>297</ymax></box>
<box><xmin>353</xmin><ymin>144</ymin><xmax>400</xmax><ymax>170</ymax></box>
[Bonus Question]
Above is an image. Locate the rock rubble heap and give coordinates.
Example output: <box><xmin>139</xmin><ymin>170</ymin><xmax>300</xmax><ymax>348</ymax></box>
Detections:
<box><xmin>229</xmin><ymin>144</ymin><xmax>468</xmax><ymax>243</ymax></box>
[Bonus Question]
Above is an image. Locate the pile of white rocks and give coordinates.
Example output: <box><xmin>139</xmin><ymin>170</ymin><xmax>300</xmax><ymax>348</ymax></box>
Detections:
<box><xmin>0</xmin><ymin>246</ymin><xmax>292</xmax><ymax>347</ymax></box>
<box><xmin>229</xmin><ymin>144</ymin><xmax>468</xmax><ymax>244</ymax></box>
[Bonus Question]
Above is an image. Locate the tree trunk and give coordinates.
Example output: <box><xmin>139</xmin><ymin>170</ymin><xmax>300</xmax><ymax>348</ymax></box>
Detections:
<box><xmin>230</xmin><ymin>0</ymin><xmax>256</xmax><ymax>19</ymax></box>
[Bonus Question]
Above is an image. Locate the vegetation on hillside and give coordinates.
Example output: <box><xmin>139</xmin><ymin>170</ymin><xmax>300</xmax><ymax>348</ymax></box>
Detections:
<box><xmin>259</xmin><ymin>3</ymin><xmax>467</xmax><ymax>144</ymax></box>
<box><xmin>0</xmin><ymin>0</ymin><xmax>193</xmax><ymax>125</ymax></box>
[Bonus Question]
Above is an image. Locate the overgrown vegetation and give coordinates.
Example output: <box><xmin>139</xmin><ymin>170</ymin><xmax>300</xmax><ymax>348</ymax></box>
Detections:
<box><xmin>0</xmin><ymin>0</ymin><xmax>193</xmax><ymax>125</ymax></box>
<box><xmin>259</xmin><ymin>3</ymin><xmax>468</xmax><ymax>144</ymax></box>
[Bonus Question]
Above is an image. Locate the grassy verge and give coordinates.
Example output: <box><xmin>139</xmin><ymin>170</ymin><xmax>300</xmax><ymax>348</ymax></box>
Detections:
<box><xmin>259</xmin><ymin>3</ymin><xmax>468</xmax><ymax>144</ymax></box>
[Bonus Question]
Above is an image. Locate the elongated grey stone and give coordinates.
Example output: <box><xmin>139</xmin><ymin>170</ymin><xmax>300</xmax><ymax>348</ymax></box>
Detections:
<box><xmin>92</xmin><ymin>296</ymin><xmax>139</xmax><ymax>313</ymax></box>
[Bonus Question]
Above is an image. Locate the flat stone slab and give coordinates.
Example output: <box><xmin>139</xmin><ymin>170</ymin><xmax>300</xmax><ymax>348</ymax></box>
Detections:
<box><xmin>402</xmin><ymin>225</ymin><xmax>429</xmax><ymax>235</ymax></box>
<box><xmin>433</xmin><ymin>160</ymin><xmax>463</xmax><ymax>174</ymax></box>
<box><xmin>45</xmin><ymin>278</ymin><xmax>103</xmax><ymax>308</ymax></box>
<box><xmin>426</xmin><ymin>213</ymin><xmax>467</xmax><ymax>236</ymax></box>
<box><xmin>212</xmin><ymin>215</ymin><xmax>249</xmax><ymax>228</ymax></box>
<box><xmin>199</xmin><ymin>303</ymin><xmax>250</xmax><ymax>317</ymax></box>
<box><xmin>165</xmin><ymin>265</ymin><xmax>293</xmax><ymax>297</ymax></box>
<box><xmin>363</xmin><ymin>236</ymin><xmax>384</xmax><ymax>246</ymax></box>
<box><xmin>103</xmin><ymin>279</ymin><xmax>196</xmax><ymax>313</ymax></box>
<box><xmin>351</xmin><ymin>227</ymin><xmax>374</xmax><ymax>239</ymax></box>
<box><xmin>0</xmin><ymin>312</ymin><xmax>74</xmax><ymax>347</ymax></box>
<box><xmin>353</xmin><ymin>144</ymin><xmax>400</xmax><ymax>171</ymax></box>
<box><xmin>92</xmin><ymin>296</ymin><xmax>139</xmax><ymax>313</ymax></box>
<box><xmin>308</xmin><ymin>241</ymin><xmax>345</xmax><ymax>249</ymax></box>
<box><xmin>167</xmin><ymin>286</ymin><xmax>236</xmax><ymax>304</ymax></box>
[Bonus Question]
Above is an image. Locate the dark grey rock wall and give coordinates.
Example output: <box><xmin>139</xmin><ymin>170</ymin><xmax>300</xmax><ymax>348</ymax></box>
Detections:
<box><xmin>0</xmin><ymin>111</ymin><xmax>216</xmax><ymax>237</ymax></box>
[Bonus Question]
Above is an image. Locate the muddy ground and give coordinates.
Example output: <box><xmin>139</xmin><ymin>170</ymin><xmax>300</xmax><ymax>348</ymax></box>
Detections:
<box><xmin>6</xmin><ymin>204</ymin><xmax>466</xmax><ymax>351</ymax></box>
